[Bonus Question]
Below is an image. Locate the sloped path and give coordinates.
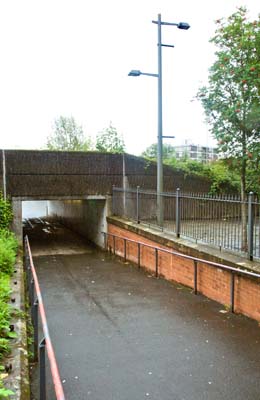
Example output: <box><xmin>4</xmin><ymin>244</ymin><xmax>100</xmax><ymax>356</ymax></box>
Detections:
<box><xmin>27</xmin><ymin>221</ymin><xmax>260</xmax><ymax>400</ymax></box>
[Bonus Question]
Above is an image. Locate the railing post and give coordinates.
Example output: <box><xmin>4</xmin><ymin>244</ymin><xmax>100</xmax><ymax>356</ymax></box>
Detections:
<box><xmin>33</xmin><ymin>299</ymin><xmax>39</xmax><ymax>362</ymax></box>
<box><xmin>39</xmin><ymin>338</ymin><xmax>46</xmax><ymax>400</ymax></box>
<box><xmin>176</xmin><ymin>188</ymin><xmax>181</xmax><ymax>238</ymax></box>
<box><xmin>248</xmin><ymin>191</ymin><xmax>254</xmax><ymax>261</ymax></box>
<box><xmin>30</xmin><ymin>278</ymin><xmax>34</xmax><ymax>307</ymax></box>
<box><xmin>230</xmin><ymin>272</ymin><xmax>235</xmax><ymax>313</ymax></box>
<box><xmin>193</xmin><ymin>260</ymin><xmax>198</xmax><ymax>295</ymax></box>
<box><xmin>137</xmin><ymin>243</ymin><xmax>141</xmax><ymax>268</ymax></box>
<box><xmin>103</xmin><ymin>232</ymin><xmax>107</xmax><ymax>250</ymax></box>
<box><xmin>26</xmin><ymin>250</ymin><xmax>32</xmax><ymax>291</ymax></box>
<box><xmin>113</xmin><ymin>235</ymin><xmax>116</xmax><ymax>255</ymax></box>
<box><xmin>155</xmin><ymin>248</ymin><xmax>159</xmax><ymax>277</ymax></box>
<box><xmin>124</xmin><ymin>238</ymin><xmax>127</xmax><ymax>262</ymax></box>
<box><xmin>136</xmin><ymin>186</ymin><xmax>140</xmax><ymax>224</ymax></box>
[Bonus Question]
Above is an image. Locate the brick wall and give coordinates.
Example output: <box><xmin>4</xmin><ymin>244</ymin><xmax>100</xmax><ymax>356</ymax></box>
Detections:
<box><xmin>107</xmin><ymin>222</ymin><xmax>260</xmax><ymax>322</ymax></box>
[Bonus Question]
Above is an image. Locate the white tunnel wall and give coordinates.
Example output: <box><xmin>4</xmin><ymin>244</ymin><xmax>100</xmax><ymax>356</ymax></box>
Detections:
<box><xmin>47</xmin><ymin>198</ymin><xmax>111</xmax><ymax>248</ymax></box>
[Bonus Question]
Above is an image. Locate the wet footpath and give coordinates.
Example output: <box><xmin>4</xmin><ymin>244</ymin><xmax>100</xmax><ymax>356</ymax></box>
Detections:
<box><xmin>26</xmin><ymin>220</ymin><xmax>260</xmax><ymax>400</ymax></box>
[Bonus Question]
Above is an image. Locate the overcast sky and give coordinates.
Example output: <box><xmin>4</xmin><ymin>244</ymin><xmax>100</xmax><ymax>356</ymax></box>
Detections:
<box><xmin>0</xmin><ymin>1</ymin><xmax>258</xmax><ymax>155</ymax></box>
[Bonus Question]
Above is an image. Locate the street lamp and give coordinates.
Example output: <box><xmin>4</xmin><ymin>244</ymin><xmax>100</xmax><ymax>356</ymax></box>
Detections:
<box><xmin>128</xmin><ymin>70</ymin><xmax>158</xmax><ymax>78</ymax></box>
<box><xmin>129</xmin><ymin>14</ymin><xmax>190</xmax><ymax>226</ymax></box>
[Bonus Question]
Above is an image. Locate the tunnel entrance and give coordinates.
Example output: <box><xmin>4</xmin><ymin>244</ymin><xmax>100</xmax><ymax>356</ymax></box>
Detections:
<box><xmin>19</xmin><ymin>196</ymin><xmax>110</xmax><ymax>248</ymax></box>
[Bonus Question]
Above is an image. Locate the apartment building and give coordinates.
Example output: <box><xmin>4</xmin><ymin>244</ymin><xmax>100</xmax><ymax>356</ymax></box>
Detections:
<box><xmin>173</xmin><ymin>144</ymin><xmax>218</xmax><ymax>162</ymax></box>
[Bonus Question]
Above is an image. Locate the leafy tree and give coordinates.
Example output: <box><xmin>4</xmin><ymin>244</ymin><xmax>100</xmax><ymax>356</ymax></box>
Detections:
<box><xmin>141</xmin><ymin>143</ymin><xmax>176</xmax><ymax>160</ymax></box>
<box><xmin>47</xmin><ymin>116</ymin><xmax>91</xmax><ymax>151</ymax></box>
<box><xmin>203</xmin><ymin>160</ymin><xmax>240</xmax><ymax>194</ymax></box>
<box><xmin>197</xmin><ymin>7</ymin><xmax>260</xmax><ymax>250</ymax></box>
<box><xmin>95</xmin><ymin>123</ymin><xmax>125</xmax><ymax>153</ymax></box>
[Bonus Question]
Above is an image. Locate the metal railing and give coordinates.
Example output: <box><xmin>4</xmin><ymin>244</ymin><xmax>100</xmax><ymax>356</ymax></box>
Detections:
<box><xmin>112</xmin><ymin>187</ymin><xmax>260</xmax><ymax>260</ymax></box>
<box><xmin>24</xmin><ymin>236</ymin><xmax>65</xmax><ymax>400</ymax></box>
<box><xmin>103</xmin><ymin>231</ymin><xmax>260</xmax><ymax>314</ymax></box>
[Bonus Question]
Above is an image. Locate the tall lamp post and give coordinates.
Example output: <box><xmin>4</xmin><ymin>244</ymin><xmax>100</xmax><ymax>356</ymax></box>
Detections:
<box><xmin>128</xmin><ymin>14</ymin><xmax>190</xmax><ymax>226</ymax></box>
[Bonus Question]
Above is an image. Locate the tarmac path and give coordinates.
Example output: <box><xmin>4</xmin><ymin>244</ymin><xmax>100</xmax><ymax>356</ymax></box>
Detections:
<box><xmin>26</xmin><ymin>220</ymin><xmax>260</xmax><ymax>400</ymax></box>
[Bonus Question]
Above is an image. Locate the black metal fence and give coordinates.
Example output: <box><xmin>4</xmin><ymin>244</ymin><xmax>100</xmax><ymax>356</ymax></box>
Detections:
<box><xmin>112</xmin><ymin>187</ymin><xmax>260</xmax><ymax>261</ymax></box>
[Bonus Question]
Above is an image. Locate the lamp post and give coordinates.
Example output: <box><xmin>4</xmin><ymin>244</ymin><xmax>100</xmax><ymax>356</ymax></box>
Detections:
<box><xmin>129</xmin><ymin>14</ymin><xmax>190</xmax><ymax>226</ymax></box>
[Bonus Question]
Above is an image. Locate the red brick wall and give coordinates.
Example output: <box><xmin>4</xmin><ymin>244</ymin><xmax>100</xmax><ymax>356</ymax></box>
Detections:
<box><xmin>108</xmin><ymin>223</ymin><xmax>260</xmax><ymax>322</ymax></box>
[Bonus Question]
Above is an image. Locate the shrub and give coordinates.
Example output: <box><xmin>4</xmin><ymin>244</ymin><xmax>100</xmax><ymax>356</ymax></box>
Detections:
<box><xmin>0</xmin><ymin>231</ymin><xmax>17</xmax><ymax>275</ymax></box>
<box><xmin>0</xmin><ymin>194</ymin><xmax>13</xmax><ymax>231</ymax></box>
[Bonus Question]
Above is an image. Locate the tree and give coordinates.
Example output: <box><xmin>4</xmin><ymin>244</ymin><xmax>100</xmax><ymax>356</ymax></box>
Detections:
<box><xmin>96</xmin><ymin>123</ymin><xmax>125</xmax><ymax>153</ymax></box>
<box><xmin>47</xmin><ymin>116</ymin><xmax>91</xmax><ymax>151</ymax></box>
<box><xmin>141</xmin><ymin>143</ymin><xmax>176</xmax><ymax>160</ymax></box>
<box><xmin>197</xmin><ymin>7</ymin><xmax>260</xmax><ymax>250</ymax></box>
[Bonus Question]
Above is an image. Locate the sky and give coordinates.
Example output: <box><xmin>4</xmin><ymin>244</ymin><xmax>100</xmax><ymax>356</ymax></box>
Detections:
<box><xmin>0</xmin><ymin>0</ymin><xmax>259</xmax><ymax>156</ymax></box>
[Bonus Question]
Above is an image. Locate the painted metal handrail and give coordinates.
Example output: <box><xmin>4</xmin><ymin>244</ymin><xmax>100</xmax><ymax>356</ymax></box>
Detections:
<box><xmin>24</xmin><ymin>235</ymin><xmax>65</xmax><ymax>400</ymax></box>
<box><xmin>103</xmin><ymin>231</ymin><xmax>260</xmax><ymax>314</ymax></box>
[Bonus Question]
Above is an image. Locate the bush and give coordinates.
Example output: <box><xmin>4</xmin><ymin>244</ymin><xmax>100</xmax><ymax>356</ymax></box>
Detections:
<box><xmin>0</xmin><ymin>194</ymin><xmax>13</xmax><ymax>231</ymax></box>
<box><xmin>0</xmin><ymin>233</ymin><xmax>17</xmax><ymax>275</ymax></box>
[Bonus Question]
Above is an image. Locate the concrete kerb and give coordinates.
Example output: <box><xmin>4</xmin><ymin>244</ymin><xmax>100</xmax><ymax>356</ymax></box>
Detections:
<box><xmin>3</xmin><ymin>254</ymin><xmax>30</xmax><ymax>399</ymax></box>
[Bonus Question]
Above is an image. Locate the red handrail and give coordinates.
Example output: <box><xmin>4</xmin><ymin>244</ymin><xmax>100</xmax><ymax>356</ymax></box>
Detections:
<box><xmin>104</xmin><ymin>231</ymin><xmax>260</xmax><ymax>280</ymax></box>
<box><xmin>25</xmin><ymin>236</ymin><xmax>65</xmax><ymax>400</ymax></box>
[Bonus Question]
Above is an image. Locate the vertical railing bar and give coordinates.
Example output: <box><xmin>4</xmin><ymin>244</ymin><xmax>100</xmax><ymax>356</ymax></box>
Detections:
<box><xmin>113</xmin><ymin>235</ymin><xmax>116</xmax><ymax>255</ymax></box>
<box><xmin>138</xmin><ymin>242</ymin><xmax>141</xmax><ymax>269</ymax></box>
<box><xmin>176</xmin><ymin>188</ymin><xmax>180</xmax><ymax>238</ymax></box>
<box><xmin>103</xmin><ymin>232</ymin><xmax>107</xmax><ymax>250</ymax></box>
<box><xmin>230</xmin><ymin>272</ymin><xmax>235</xmax><ymax>313</ymax></box>
<box><xmin>248</xmin><ymin>192</ymin><xmax>254</xmax><ymax>261</ymax></box>
<box><xmin>221</xmin><ymin>199</ymin><xmax>224</xmax><ymax>248</ymax></box>
<box><xmin>124</xmin><ymin>238</ymin><xmax>126</xmax><ymax>262</ymax></box>
<box><xmin>30</xmin><ymin>278</ymin><xmax>35</xmax><ymax>307</ymax></box>
<box><xmin>194</xmin><ymin>260</ymin><xmax>198</xmax><ymax>295</ymax></box>
<box><xmin>33</xmin><ymin>299</ymin><xmax>39</xmax><ymax>362</ymax></box>
<box><xmin>39</xmin><ymin>337</ymin><xmax>46</xmax><ymax>400</ymax></box>
<box><xmin>155</xmin><ymin>248</ymin><xmax>158</xmax><ymax>277</ymax></box>
<box><xmin>136</xmin><ymin>186</ymin><xmax>140</xmax><ymax>224</ymax></box>
<box><xmin>26</xmin><ymin>264</ymin><xmax>31</xmax><ymax>292</ymax></box>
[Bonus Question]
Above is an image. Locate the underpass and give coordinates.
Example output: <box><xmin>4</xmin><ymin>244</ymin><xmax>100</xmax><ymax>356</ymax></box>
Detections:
<box><xmin>25</xmin><ymin>220</ymin><xmax>260</xmax><ymax>400</ymax></box>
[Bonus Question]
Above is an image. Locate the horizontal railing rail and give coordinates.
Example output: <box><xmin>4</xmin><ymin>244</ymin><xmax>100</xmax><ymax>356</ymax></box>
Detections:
<box><xmin>102</xmin><ymin>231</ymin><xmax>260</xmax><ymax>314</ymax></box>
<box><xmin>24</xmin><ymin>235</ymin><xmax>65</xmax><ymax>400</ymax></box>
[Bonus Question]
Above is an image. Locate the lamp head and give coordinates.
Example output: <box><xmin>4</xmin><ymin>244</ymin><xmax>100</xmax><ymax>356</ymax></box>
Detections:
<box><xmin>128</xmin><ymin>70</ymin><xmax>142</xmax><ymax>77</ymax></box>
<box><xmin>177</xmin><ymin>22</ymin><xmax>190</xmax><ymax>30</ymax></box>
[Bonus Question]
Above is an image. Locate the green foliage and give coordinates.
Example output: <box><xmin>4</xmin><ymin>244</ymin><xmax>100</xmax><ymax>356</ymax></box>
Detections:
<box><xmin>0</xmin><ymin>384</ymin><xmax>15</xmax><ymax>399</ymax></box>
<box><xmin>0</xmin><ymin>258</ymin><xmax>17</xmax><ymax>400</ymax></box>
<box><xmin>197</xmin><ymin>7</ymin><xmax>260</xmax><ymax>196</ymax></box>
<box><xmin>0</xmin><ymin>196</ymin><xmax>12</xmax><ymax>231</ymax></box>
<box><xmin>47</xmin><ymin>116</ymin><xmax>92</xmax><ymax>151</ymax></box>
<box><xmin>141</xmin><ymin>143</ymin><xmax>240</xmax><ymax>194</ymax></box>
<box><xmin>0</xmin><ymin>274</ymin><xmax>12</xmax><ymax>361</ymax></box>
<box><xmin>167</xmin><ymin>158</ymin><xmax>240</xmax><ymax>194</ymax></box>
<box><xmin>0</xmin><ymin>201</ymin><xmax>16</xmax><ymax>397</ymax></box>
<box><xmin>205</xmin><ymin>160</ymin><xmax>240</xmax><ymax>194</ymax></box>
<box><xmin>0</xmin><ymin>233</ymin><xmax>17</xmax><ymax>275</ymax></box>
<box><xmin>96</xmin><ymin>122</ymin><xmax>125</xmax><ymax>153</ymax></box>
<box><xmin>141</xmin><ymin>143</ymin><xmax>176</xmax><ymax>160</ymax></box>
